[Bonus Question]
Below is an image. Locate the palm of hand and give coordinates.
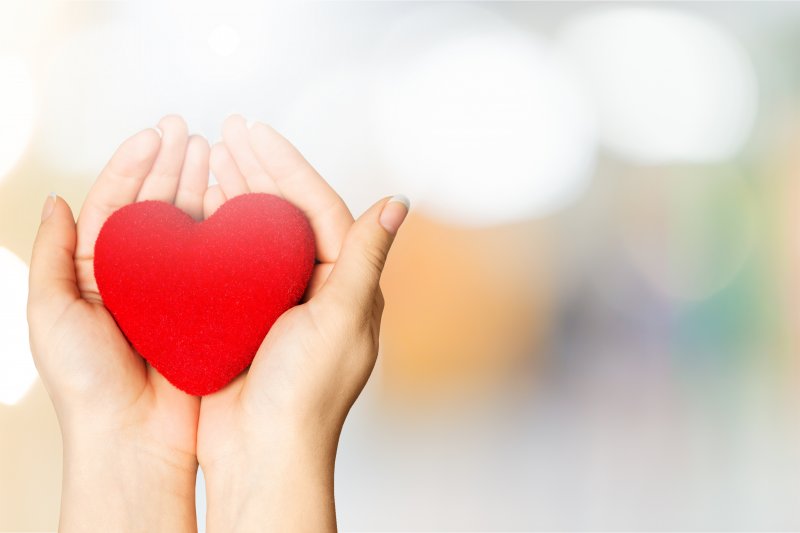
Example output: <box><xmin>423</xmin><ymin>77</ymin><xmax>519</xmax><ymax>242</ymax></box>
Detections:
<box><xmin>30</xmin><ymin>116</ymin><xmax>209</xmax><ymax>462</ymax></box>
<box><xmin>195</xmin><ymin>115</ymin><xmax>382</xmax><ymax>468</ymax></box>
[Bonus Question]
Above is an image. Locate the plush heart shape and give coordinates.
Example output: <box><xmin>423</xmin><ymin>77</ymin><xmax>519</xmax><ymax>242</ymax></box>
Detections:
<box><xmin>94</xmin><ymin>193</ymin><xmax>316</xmax><ymax>396</ymax></box>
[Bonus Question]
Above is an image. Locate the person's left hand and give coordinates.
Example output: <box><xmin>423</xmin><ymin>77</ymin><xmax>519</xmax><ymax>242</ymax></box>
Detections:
<box><xmin>28</xmin><ymin>116</ymin><xmax>209</xmax><ymax>532</ymax></box>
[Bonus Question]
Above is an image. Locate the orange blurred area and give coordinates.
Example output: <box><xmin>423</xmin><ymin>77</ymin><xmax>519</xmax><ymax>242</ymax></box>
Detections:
<box><xmin>379</xmin><ymin>212</ymin><xmax>554</xmax><ymax>404</ymax></box>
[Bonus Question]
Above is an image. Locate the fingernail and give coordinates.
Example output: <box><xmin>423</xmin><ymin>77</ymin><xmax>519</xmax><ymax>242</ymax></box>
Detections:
<box><xmin>379</xmin><ymin>195</ymin><xmax>410</xmax><ymax>235</ymax></box>
<box><xmin>246</xmin><ymin>118</ymin><xmax>256</xmax><ymax>130</ymax></box>
<box><xmin>153</xmin><ymin>127</ymin><xmax>163</xmax><ymax>138</ymax></box>
<box><xmin>41</xmin><ymin>192</ymin><xmax>56</xmax><ymax>222</ymax></box>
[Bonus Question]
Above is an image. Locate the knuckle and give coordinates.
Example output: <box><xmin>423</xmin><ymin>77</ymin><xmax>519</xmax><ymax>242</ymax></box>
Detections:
<box><xmin>359</xmin><ymin>242</ymin><xmax>388</xmax><ymax>275</ymax></box>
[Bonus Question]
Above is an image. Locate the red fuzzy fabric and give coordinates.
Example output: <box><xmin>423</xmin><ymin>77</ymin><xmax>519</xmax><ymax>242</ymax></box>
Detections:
<box><xmin>94</xmin><ymin>193</ymin><xmax>316</xmax><ymax>396</ymax></box>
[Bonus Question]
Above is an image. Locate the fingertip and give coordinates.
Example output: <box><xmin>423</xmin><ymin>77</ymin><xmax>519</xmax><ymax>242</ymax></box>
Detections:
<box><xmin>222</xmin><ymin>113</ymin><xmax>246</xmax><ymax>135</ymax></box>
<box><xmin>33</xmin><ymin>194</ymin><xmax>76</xmax><ymax>264</ymax></box>
<box><xmin>248</xmin><ymin>123</ymin><xmax>297</xmax><ymax>164</ymax></box>
<box><xmin>387</xmin><ymin>194</ymin><xmax>411</xmax><ymax>211</ymax></box>
<box><xmin>124</xmin><ymin>128</ymin><xmax>162</xmax><ymax>163</ymax></box>
<box><xmin>40</xmin><ymin>192</ymin><xmax>56</xmax><ymax>222</ymax></box>
<box><xmin>158</xmin><ymin>114</ymin><xmax>189</xmax><ymax>136</ymax></box>
<box><xmin>41</xmin><ymin>193</ymin><xmax>75</xmax><ymax>224</ymax></box>
<box><xmin>188</xmin><ymin>134</ymin><xmax>210</xmax><ymax>153</ymax></box>
<box><xmin>30</xmin><ymin>193</ymin><xmax>80</xmax><ymax>317</ymax></box>
<box><xmin>212</xmin><ymin>139</ymin><xmax>227</xmax><ymax>151</ymax></box>
<box><xmin>249</xmin><ymin>120</ymin><xmax>277</xmax><ymax>138</ymax></box>
<box><xmin>378</xmin><ymin>195</ymin><xmax>410</xmax><ymax>236</ymax></box>
<box><xmin>248</xmin><ymin>122</ymin><xmax>285</xmax><ymax>150</ymax></box>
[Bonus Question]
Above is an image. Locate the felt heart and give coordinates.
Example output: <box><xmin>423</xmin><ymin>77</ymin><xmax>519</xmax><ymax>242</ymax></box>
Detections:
<box><xmin>94</xmin><ymin>193</ymin><xmax>316</xmax><ymax>396</ymax></box>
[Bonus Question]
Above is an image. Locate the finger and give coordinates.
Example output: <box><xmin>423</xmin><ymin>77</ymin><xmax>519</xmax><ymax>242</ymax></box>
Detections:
<box><xmin>319</xmin><ymin>195</ymin><xmax>409</xmax><ymax>307</ymax></box>
<box><xmin>249</xmin><ymin>122</ymin><xmax>354</xmax><ymax>263</ymax></box>
<box><xmin>29</xmin><ymin>195</ymin><xmax>79</xmax><ymax>325</ymax></box>
<box><xmin>75</xmin><ymin>128</ymin><xmax>161</xmax><ymax>263</ymax></box>
<box><xmin>137</xmin><ymin>115</ymin><xmax>190</xmax><ymax>203</ymax></box>
<box><xmin>210</xmin><ymin>142</ymin><xmax>249</xmax><ymax>199</ymax></box>
<box><xmin>175</xmin><ymin>135</ymin><xmax>210</xmax><ymax>220</ymax></box>
<box><xmin>301</xmin><ymin>263</ymin><xmax>333</xmax><ymax>303</ymax></box>
<box><xmin>203</xmin><ymin>184</ymin><xmax>227</xmax><ymax>219</ymax></box>
<box><xmin>221</xmin><ymin>115</ymin><xmax>281</xmax><ymax>195</ymax></box>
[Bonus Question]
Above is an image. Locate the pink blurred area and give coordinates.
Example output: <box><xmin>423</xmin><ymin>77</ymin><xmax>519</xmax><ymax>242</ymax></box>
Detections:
<box><xmin>2</xmin><ymin>1</ymin><xmax>800</xmax><ymax>530</ymax></box>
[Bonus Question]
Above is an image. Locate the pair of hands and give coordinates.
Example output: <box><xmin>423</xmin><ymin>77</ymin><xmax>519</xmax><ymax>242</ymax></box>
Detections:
<box><xmin>27</xmin><ymin>115</ymin><xmax>409</xmax><ymax>532</ymax></box>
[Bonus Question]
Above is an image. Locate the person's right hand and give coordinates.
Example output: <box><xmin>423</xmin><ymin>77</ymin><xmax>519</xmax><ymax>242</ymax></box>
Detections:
<box><xmin>28</xmin><ymin>116</ymin><xmax>209</xmax><ymax>532</ymax></box>
<box><xmin>196</xmin><ymin>115</ymin><xmax>409</xmax><ymax>532</ymax></box>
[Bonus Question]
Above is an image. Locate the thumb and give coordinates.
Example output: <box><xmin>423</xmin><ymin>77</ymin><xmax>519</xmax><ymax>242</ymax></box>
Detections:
<box><xmin>321</xmin><ymin>195</ymin><xmax>410</xmax><ymax>306</ymax></box>
<box><xmin>28</xmin><ymin>194</ymin><xmax>80</xmax><ymax>323</ymax></box>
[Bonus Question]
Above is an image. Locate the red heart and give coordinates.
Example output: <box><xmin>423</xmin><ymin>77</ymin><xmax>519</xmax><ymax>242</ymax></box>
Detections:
<box><xmin>94</xmin><ymin>193</ymin><xmax>316</xmax><ymax>396</ymax></box>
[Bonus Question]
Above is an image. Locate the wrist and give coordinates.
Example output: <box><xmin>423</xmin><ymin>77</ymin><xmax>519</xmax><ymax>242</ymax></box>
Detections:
<box><xmin>59</xmin><ymin>428</ymin><xmax>198</xmax><ymax>533</ymax></box>
<box><xmin>201</xmin><ymin>423</ymin><xmax>339</xmax><ymax>533</ymax></box>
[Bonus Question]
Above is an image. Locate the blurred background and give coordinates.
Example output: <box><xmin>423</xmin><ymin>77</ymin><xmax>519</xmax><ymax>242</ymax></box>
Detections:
<box><xmin>2</xmin><ymin>0</ymin><xmax>800</xmax><ymax>530</ymax></box>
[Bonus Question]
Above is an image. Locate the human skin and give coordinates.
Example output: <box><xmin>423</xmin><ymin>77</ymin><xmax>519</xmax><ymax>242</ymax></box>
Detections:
<box><xmin>197</xmin><ymin>115</ymin><xmax>409</xmax><ymax>532</ymax></box>
<box><xmin>28</xmin><ymin>114</ymin><xmax>408</xmax><ymax>532</ymax></box>
<box><xmin>27</xmin><ymin>115</ymin><xmax>208</xmax><ymax>532</ymax></box>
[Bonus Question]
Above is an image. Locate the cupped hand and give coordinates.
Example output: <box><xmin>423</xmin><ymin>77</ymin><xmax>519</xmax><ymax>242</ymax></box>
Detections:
<box><xmin>196</xmin><ymin>115</ymin><xmax>409</xmax><ymax>532</ymax></box>
<box><xmin>28</xmin><ymin>115</ymin><xmax>210</xmax><ymax>532</ymax></box>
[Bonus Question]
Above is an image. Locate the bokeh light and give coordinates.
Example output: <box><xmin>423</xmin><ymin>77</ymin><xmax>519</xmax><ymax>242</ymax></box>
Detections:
<box><xmin>0</xmin><ymin>247</ymin><xmax>36</xmax><ymax>406</ymax></box>
<box><xmin>208</xmin><ymin>24</ymin><xmax>241</xmax><ymax>58</ymax></box>
<box><xmin>370</xmin><ymin>5</ymin><xmax>596</xmax><ymax>226</ymax></box>
<box><xmin>558</xmin><ymin>7</ymin><xmax>758</xmax><ymax>163</ymax></box>
<box><xmin>39</xmin><ymin>19</ymin><xmax>170</xmax><ymax>176</ymax></box>
<box><xmin>0</xmin><ymin>56</ymin><xmax>35</xmax><ymax>183</ymax></box>
<box><xmin>273</xmin><ymin>68</ymin><xmax>390</xmax><ymax>216</ymax></box>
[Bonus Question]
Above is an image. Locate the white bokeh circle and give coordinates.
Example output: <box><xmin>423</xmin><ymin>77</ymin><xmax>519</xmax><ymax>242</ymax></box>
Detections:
<box><xmin>0</xmin><ymin>56</ymin><xmax>35</xmax><ymax>183</ymax></box>
<box><xmin>39</xmin><ymin>20</ymin><xmax>173</xmax><ymax>176</ymax></box>
<box><xmin>274</xmin><ymin>69</ymin><xmax>391</xmax><ymax>217</ymax></box>
<box><xmin>0</xmin><ymin>247</ymin><xmax>37</xmax><ymax>405</ymax></box>
<box><xmin>208</xmin><ymin>24</ymin><xmax>241</xmax><ymax>58</ymax></box>
<box><xmin>369</xmin><ymin>6</ymin><xmax>597</xmax><ymax>226</ymax></box>
<box><xmin>557</xmin><ymin>7</ymin><xmax>758</xmax><ymax>164</ymax></box>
